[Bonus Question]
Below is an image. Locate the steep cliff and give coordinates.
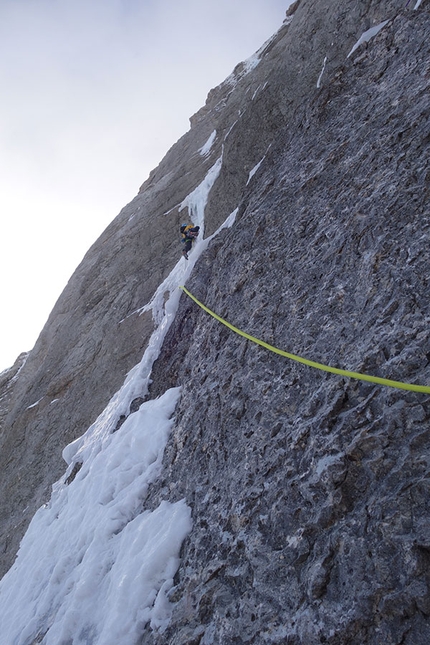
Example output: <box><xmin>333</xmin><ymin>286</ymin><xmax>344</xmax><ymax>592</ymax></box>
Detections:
<box><xmin>0</xmin><ymin>0</ymin><xmax>429</xmax><ymax>643</ymax></box>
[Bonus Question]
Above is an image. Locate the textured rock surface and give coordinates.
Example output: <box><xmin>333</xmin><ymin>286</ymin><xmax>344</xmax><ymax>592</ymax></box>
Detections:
<box><xmin>144</xmin><ymin>5</ymin><xmax>430</xmax><ymax>644</ymax></box>
<box><xmin>1</xmin><ymin>0</ymin><xmax>430</xmax><ymax>642</ymax></box>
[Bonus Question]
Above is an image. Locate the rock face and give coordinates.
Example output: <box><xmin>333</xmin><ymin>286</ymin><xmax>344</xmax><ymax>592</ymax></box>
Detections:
<box><xmin>1</xmin><ymin>0</ymin><xmax>430</xmax><ymax>642</ymax></box>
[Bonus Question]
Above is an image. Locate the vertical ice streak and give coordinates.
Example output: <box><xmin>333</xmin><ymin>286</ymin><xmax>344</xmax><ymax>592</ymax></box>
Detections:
<box><xmin>63</xmin><ymin>154</ymin><xmax>224</xmax><ymax>464</ymax></box>
<box><xmin>0</xmin><ymin>153</ymin><xmax>239</xmax><ymax>645</ymax></box>
<box><xmin>347</xmin><ymin>20</ymin><xmax>389</xmax><ymax>58</ymax></box>
<box><xmin>199</xmin><ymin>130</ymin><xmax>217</xmax><ymax>156</ymax></box>
<box><xmin>179</xmin><ymin>154</ymin><xmax>223</xmax><ymax>239</ymax></box>
<box><xmin>317</xmin><ymin>56</ymin><xmax>328</xmax><ymax>88</ymax></box>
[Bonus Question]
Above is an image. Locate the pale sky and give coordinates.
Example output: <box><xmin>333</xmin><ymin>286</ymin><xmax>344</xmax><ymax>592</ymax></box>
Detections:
<box><xmin>0</xmin><ymin>0</ymin><xmax>290</xmax><ymax>371</ymax></box>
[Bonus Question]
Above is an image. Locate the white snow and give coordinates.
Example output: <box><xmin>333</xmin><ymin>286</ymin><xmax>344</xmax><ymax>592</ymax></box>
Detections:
<box><xmin>223</xmin><ymin>28</ymin><xmax>280</xmax><ymax>90</ymax></box>
<box><xmin>242</xmin><ymin>53</ymin><xmax>261</xmax><ymax>75</ymax></box>
<box><xmin>317</xmin><ymin>56</ymin><xmax>328</xmax><ymax>88</ymax></box>
<box><xmin>10</xmin><ymin>352</ymin><xmax>29</xmax><ymax>382</ymax></box>
<box><xmin>65</xmin><ymin>156</ymin><xmax>225</xmax><ymax>467</ymax></box>
<box><xmin>347</xmin><ymin>20</ymin><xmax>389</xmax><ymax>58</ymax></box>
<box><xmin>246</xmin><ymin>157</ymin><xmax>265</xmax><ymax>185</ymax></box>
<box><xmin>251</xmin><ymin>81</ymin><xmax>269</xmax><ymax>100</ymax></box>
<box><xmin>179</xmin><ymin>155</ymin><xmax>223</xmax><ymax>240</ymax></box>
<box><xmin>199</xmin><ymin>130</ymin><xmax>217</xmax><ymax>156</ymax></box>
<box><xmin>252</xmin><ymin>84</ymin><xmax>262</xmax><ymax>100</ymax></box>
<box><xmin>27</xmin><ymin>397</ymin><xmax>43</xmax><ymax>410</ymax></box>
<box><xmin>0</xmin><ymin>359</ymin><xmax>25</xmax><ymax>381</ymax></box>
<box><xmin>0</xmin><ymin>153</ymin><xmax>239</xmax><ymax>644</ymax></box>
<box><xmin>0</xmin><ymin>389</ymin><xmax>191</xmax><ymax>644</ymax></box>
<box><xmin>414</xmin><ymin>0</ymin><xmax>423</xmax><ymax>7</ymax></box>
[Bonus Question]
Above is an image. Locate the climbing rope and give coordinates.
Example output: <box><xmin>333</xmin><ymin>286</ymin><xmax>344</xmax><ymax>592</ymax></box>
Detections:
<box><xmin>179</xmin><ymin>286</ymin><xmax>430</xmax><ymax>394</ymax></box>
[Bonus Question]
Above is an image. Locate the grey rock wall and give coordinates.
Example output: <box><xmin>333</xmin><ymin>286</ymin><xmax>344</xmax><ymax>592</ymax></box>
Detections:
<box><xmin>1</xmin><ymin>1</ymin><xmax>429</xmax><ymax>643</ymax></box>
<box><xmin>0</xmin><ymin>0</ymin><xmax>295</xmax><ymax>577</ymax></box>
<box><xmin>143</xmin><ymin>5</ymin><xmax>430</xmax><ymax>644</ymax></box>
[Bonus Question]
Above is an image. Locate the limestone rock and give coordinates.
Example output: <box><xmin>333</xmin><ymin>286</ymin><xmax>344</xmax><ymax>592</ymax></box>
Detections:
<box><xmin>1</xmin><ymin>1</ymin><xmax>430</xmax><ymax>643</ymax></box>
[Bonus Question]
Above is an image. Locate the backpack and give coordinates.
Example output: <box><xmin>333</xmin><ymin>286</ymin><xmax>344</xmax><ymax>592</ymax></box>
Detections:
<box><xmin>180</xmin><ymin>224</ymin><xmax>199</xmax><ymax>239</ymax></box>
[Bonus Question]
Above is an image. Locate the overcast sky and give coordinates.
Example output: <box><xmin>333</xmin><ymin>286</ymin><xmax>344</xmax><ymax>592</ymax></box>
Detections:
<box><xmin>0</xmin><ymin>0</ymin><xmax>291</xmax><ymax>371</ymax></box>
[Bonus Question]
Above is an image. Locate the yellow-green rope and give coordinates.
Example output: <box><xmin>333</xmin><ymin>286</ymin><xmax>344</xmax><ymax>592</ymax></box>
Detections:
<box><xmin>179</xmin><ymin>286</ymin><xmax>430</xmax><ymax>394</ymax></box>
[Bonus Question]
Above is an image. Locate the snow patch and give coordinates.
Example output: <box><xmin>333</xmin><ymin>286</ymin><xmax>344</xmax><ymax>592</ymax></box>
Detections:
<box><xmin>246</xmin><ymin>157</ymin><xmax>265</xmax><ymax>185</ymax></box>
<box><xmin>223</xmin><ymin>28</ymin><xmax>280</xmax><ymax>91</ymax></box>
<box><xmin>10</xmin><ymin>352</ymin><xmax>29</xmax><ymax>382</ymax></box>
<box><xmin>347</xmin><ymin>20</ymin><xmax>389</xmax><ymax>58</ymax></box>
<box><xmin>0</xmin><ymin>151</ymin><xmax>240</xmax><ymax>644</ymax></box>
<box><xmin>199</xmin><ymin>130</ymin><xmax>217</xmax><ymax>156</ymax></box>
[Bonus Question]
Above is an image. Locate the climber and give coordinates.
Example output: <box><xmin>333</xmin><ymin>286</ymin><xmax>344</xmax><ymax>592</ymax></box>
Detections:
<box><xmin>180</xmin><ymin>223</ymin><xmax>200</xmax><ymax>260</ymax></box>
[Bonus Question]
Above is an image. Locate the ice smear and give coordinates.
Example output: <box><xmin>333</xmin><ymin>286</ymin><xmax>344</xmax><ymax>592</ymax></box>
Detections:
<box><xmin>10</xmin><ymin>352</ymin><xmax>29</xmax><ymax>382</ymax></box>
<box><xmin>242</xmin><ymin>53</ymin><xmax>261</xmax><ymax>75</ymax></box>
<box><xmin>224</xmin><ymin>121</ymin><xmax>237</xmax><ymax>140</ymax></box>
<box><xmin>27</xmin><ymin>397</ymin><xmax>43</xmax><ymax>409</ymax></box>
<box><xmin>224</xmin><ymin>28</ymin><xmax>280</xmax><ymax>90</ymax></box>
<box><xmin>317</xmin><ymin>56</ymin><xmax>327</xmax><ymax>88</ymax></box>
<box><xmin>252</xmin><ymin>84</ymin><xmax>262</xmax><ymax>100</ymax></box>
<box><xmin>199</xmin><ymin>130</ymin><xmax>217</xmax><ymax>156</ymax></box>
<box><xmin>63</xmin><ymin>155</ymin><xmax>223</xmax><ymax>468</ymax></box>
<box><xmin>0</xmin><ymin>388</ymin><xmax>192</xmax><ymax>644</ymax></box>
<box><xmin>0</xmin><ymin>155</ymin><xmax>239</xmax><ymax>644</ymax></box>
<box><xmin>313</xmin><ymin>453</ymin><xmax>344</xmax><ymax>477</ymax></box>
<box><xmin>246</xmin><ymin>157</ymin><xmax>266</xmax><ymax>185</ymax></box>
<box><xmin>414</xmin><ymin>0</ymin><xmax>423</xmax><ymax>7</ymax></box>
<box><xmin>347</xmin><ymin>20</ymin><xmax>389</xmax><ymax>58</ymax></box>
